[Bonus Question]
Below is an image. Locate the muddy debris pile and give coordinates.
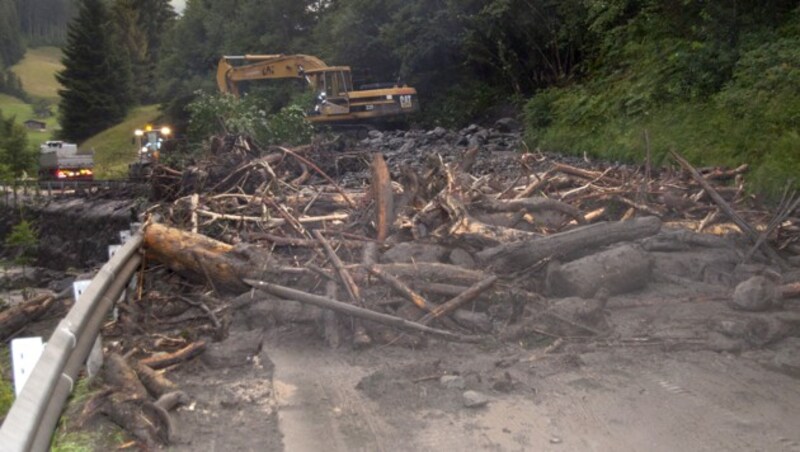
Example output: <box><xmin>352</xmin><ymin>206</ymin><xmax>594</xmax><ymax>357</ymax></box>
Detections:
<box><xmin>133</xmin><ymin>131</ymin><xmax>800</xmax><ymax>352</ymax></box>
<box><xmin>41</xmin><ymin>128</ymin><xmax>800</xmax><ymax>448</ymax></box>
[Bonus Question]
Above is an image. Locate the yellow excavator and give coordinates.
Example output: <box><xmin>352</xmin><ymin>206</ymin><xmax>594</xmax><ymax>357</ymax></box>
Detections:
<box><xmin>216</xmin><ymin>54</ymin><xmax>419</xmax><ymax>124</ymax></box>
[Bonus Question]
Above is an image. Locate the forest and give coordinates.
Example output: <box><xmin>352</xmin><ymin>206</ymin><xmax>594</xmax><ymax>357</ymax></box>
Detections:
<box><xmin>0</xmin><ymin>0</ymin><xmax>798</xmax><ymax>193</ymax></box>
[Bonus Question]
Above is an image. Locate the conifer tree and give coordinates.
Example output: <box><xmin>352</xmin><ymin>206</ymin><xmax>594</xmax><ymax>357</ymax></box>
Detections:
<box><xmin>136</xmin><ymin>0</ymin><xmax>175</xmax><ymax>103</ymax></box>
<box><xmin>56</xmin><ymin>0</ymin><xmax>132</xmax><ymax>142</ymax></box>
<box><xmin>0</xmin><ymin>0</ymin><xmax>24</xmax><ymax>67</ymax></box>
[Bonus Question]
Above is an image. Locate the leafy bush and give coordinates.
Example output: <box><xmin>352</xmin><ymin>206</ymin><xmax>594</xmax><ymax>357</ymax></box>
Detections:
<box><xmin>186</xmin><ymin>91</ymin><xmax>314</xmax><ymax>148</ymax></box>
<box><xmin>0</xmin><ymin>345</ymin><xmax>12</xmax><ymax>420</ymax></box>
<box><xmin>524</xmin><ymin>9</ymin><xmax>800</xmax><ymax>198</ymax></box>
<box><xmin>5</xmin><ymin>219</ymin><xmax>38</xmax><ymax>268</ymax></box>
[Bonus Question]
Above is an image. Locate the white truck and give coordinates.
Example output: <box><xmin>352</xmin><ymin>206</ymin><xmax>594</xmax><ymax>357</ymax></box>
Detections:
<box><xmin>38</xmin><ymin>141</ymin><xmax>94</xmax><ymax>181</ymax></box>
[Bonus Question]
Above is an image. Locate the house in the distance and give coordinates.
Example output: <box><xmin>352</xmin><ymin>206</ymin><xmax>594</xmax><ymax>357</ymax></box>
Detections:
<box><xmin>24</xmin><ymin>119</ymin><xmax>47</xmax><ymax>132</ymax></box>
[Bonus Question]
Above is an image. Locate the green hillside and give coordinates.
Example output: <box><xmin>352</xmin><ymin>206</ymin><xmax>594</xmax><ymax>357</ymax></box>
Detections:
<box><xmin>0</xmin><ymin>93</ymin><xmax>57</xmax><ymax>146</ymax></box>
<box><xmin>0</xmin><ymin>47</ymin><xmax>63</xmax><ymax>146</ymax></box>
<box><xmin>81</xmin><ymin>105</ymin><xmax>161</xmax><ymax>179</ymax></box>
<box><xmin>10</xmin><ymin>47</ymin><xmax>63</xmax><ymax>101</ymax></box>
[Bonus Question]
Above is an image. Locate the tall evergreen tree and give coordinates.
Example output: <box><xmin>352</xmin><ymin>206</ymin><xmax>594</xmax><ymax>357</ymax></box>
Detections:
<box><xmin>0</xmin><ymin>0</ymin><xmax>25</xmax><ymax>67</ymax></box>
<box><xmin>111</xmin><ymin>0</ymin><xmax>147</xmax><ymax>104</ymax></box>
<box><xmin>57</xmin><ymin>0</ymin><xmax>132</xmax><ymax>142</ymax></box>
<box><xmin>15</xmin><ymin>0</ymin><xmax>75</xmax><ymax>46</ymax></box>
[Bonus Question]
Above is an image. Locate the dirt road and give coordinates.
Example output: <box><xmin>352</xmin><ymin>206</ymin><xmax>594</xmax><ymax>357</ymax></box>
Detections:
<box><xmin>175</xmin><ymin>327</ymin><xmax>800</xmax><ymax>452</ymax></box>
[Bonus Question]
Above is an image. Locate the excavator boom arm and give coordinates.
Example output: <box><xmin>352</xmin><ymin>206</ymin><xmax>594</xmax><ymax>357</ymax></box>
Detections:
<box><xmin>217</xmin><ymin>54</ymin><xmax>330</xmax><ymax>96</ymax></box>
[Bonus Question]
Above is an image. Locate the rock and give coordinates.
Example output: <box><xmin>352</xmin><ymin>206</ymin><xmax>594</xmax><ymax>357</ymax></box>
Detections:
<box><xmin>463</xmin><ymin>390</ymin><xmax>490</xmax><ymax>408</ymax></box>
<box><xmin>368</xmin><ymin>129</ymin><xmax>384</xmax><ymax>139</ymax></box>
<box><xmin>729</xmin><ymin>276</ymin><xmax>779</xmax><ymax>312</ymax></box>
<box><xmin>548</xmin><ymin>296</ymin><xmax>608</xmax><ymax>330</ymax></box>
<box><xmin>461</xmin><ymin>124</ymin><xmax>480</xmax><ymax>135</ymax></box>
<box><xmin>397</xmin><ymin>139</ymin><xmax>416</xmax><ymax>154</ymax></box>
<box><xmin>547</xmin><ymin>244</ymin><xmax>653</xmax><ymax>298</ymax></box>
<box><xmin>449</xmin><ymin>248</ymin><xmax>476</xmax><ymax>269</ymax></box>
<box><xmin>773</xmin><ymin>338</ymin><xmax>800</xmax><ymax>377</ymax></box>
<box><xmin>387</xmin><ymin>137</ymin><xmax>406</xmax><ymax>149</ymax></box>
<box><xmin>427</xmin><ymin>127</ymin><xmax>447</xmax><ymax>139</ymax></box>
<box><xmin>440</xmin><ymin>375</ymin><xmax>466</xmax><ymax>390</ymax></box>
<box><xmin>381</xmin><ymin>242</ymin><xmax>448</xmax><ymax>264</ymax></box>
<box><xmin>490</xmin><ymin>371</ymin><xmax>515</xmax><ymax>393</ymax></box>
<box><xmin>202</xmin><ymin>329</ymin><xmax>264</xmax><ymax>368</ymax></box>
<box><xmin>219</xmin><ymin>387</ymin><xmax>244</xmax><ymax>409</ymax></box>
<box><xmin>453</xmin><ymin>310</ymin><xmax>492</xmax><ymax>333</ymax></box>
<box><xmin>494</xmin><ymin>117</ymin><xmax>520</xmax><ymax>132</ymax></box>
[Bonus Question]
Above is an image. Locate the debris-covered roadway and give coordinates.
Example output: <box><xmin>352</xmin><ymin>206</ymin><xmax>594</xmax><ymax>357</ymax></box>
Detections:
<box><xmin>33</xmin><ymin>121</ymin><xmax>800</xmax><ymax>450</ymax></box>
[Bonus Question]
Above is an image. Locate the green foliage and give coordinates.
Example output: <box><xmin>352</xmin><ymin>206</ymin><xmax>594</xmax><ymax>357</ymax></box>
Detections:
<box><xmin>5</xmin><ymin>219</ymin><xmax>38</xmax><ymax>268</ymax></box>
<box><xmin>0</xmin><ymin>0</ymin><xmax>25</xmax><ymax>67</ymax></box>
<box><xmin>0</xmin><ymin>109</ymin><xmax>36</xmax><ymax>178</ymax></box>
<box><xmin>0</xmin><ymin>68</ymin><xmax>28</xmax><ymax>101</ymax></box>
<box><xmin>524</xmin><ymin>2</ymin><xmax>800</xmax><ymax>197</ymax></box>
<box><xmin>187</xmin><ymin>91</ymin><xmax>314</xmax><ymax>148</ymax></box>
<box><xmin>0</xmin><ymin>345</ymin><xmax>12</xmax><ymax>420</ymax></box>
<box><xmin>266</xmin><ymin>104</ymin><xmax>314</xmax><ymax>146</ymax></box>
<box><xmin>32</xmin><ymin>99</ymin><xmax>53</xmax><ymax>118</ymax></box>
<box><xmin>16</xmin><ymin>0</ymin><xmax>77</xmax><ymax>46</ymax></box>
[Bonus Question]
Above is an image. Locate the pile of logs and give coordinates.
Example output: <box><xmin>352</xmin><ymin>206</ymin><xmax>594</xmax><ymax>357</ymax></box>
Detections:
<box><xmin>132</xmin><ymin>134</ymin><xmax>800</xmax><ymax>350</ymax></box>
<box><xmin>60</xmin><ymin>133</ymin><xmax>799</xmax><ymax>448</ymax></box>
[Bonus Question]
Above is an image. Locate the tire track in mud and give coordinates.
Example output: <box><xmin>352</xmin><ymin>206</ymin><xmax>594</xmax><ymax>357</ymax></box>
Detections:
<box><xmin>269</xmin><ymin>341</ymin><xmax>400</xmax><ymax>452</ymax></box>
<box><xmin>642</xmin><ymin>353</ymin><xmax>800</xmax><ymax>452</ymax></box>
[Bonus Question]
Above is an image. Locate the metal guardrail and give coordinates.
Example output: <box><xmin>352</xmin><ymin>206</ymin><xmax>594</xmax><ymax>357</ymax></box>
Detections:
<box><xmin>0</xmin><ymin>232</ymin><xmax>144</xmax><ymax>452</ymax></box>
<box><xmin>0</xmin><ymin>179</ymin><xmax>147</xmax><ymax>205</ymax></box>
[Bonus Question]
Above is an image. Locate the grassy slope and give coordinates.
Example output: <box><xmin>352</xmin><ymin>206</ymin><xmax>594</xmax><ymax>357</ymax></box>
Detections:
<box><xmin>0</xmin><ymin>94</ymin><xmax>58</xmax><ymax>146</ymax></box>
<box><xmin>10</xmin><ymin>47</ymin><xmax>63</xmax><ymax>101</ymax></box>
<box><xmin>81</xmin><ymin>105</ymin><xmax>162</xmax><ymax>179</ymax></box>
<box><xmin>0</xmin><ymin>47</ymin><xmax>63</xmax><ymax>147</ymax></box>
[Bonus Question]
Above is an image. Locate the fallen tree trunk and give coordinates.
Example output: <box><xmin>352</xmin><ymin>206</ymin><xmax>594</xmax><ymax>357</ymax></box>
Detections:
<box><xmin>144</xmin><ymin>223</ymin><xmax>285</xmax><ymax>293</ymax></box>
<box><xmin>0</xmin><ymin>293</ymin><xmax>56</xmax><ymax>341</ymax></box>
<box><xmin>477</xmin><ymin>216</ymin><xmax>662</xmax><ymax>274</ymax></box>
<box><xmin>144</xmin><ymin>223</ymin><xmax>247</xmax><ymax>291</ymax></box>
<box><xmin>371</xmin><ymin>262</ymin><xmax>488</xmax><ymax>286</ymax></box>
<box><xmin>140</xmin><ymin>340</ymin><xmax>207</xmax><ymax>370</ymax></box>
<box><xmin>440</xmin><ymin>192</ymin><xmax>535</xmax><ymax>247</ymax></box>
<box><xmin>671</xmin><ymin>150</ymin><xmax>788</xmax><ymax>269</ymax></box>
<box><xmin>101</xmin><ymin>354</ymin><xmax>172</xmax><ymax>447</ymax></box>
<box><xmin>371</xmin><ymin>152</ymin><xmax>394</xmax><ymax>242</ymax></box>
<box><xmin>245</xmin><ymin>279</ymin><xmax>483</xmax><ymax>343</ymax></box>
<box><xmin>479</xmin><ymin>196</ymin><xmax>586</xmax><ymax>225</ymax></box>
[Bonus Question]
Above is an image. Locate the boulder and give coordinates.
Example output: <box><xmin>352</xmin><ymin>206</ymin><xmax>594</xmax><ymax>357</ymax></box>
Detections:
<box><xmin>729</xmin><ymin>275</ymin><xmax>779</xmax><ymax>312</ymax></box>
<box><xmin>547</xmin><ymin>244</ymin><xmax>653</xmax><ymax>298</ymax></box>
<box><xmin>463</xmin><ymin>390</ymin><xmax>490</xmax><ymax>408</ymax></box>
<box><xmin>381</xmin><ymin>242</ymin><xmax>448</xmax><ymax>264</ymax></box>
<box><xmin>494</xmin><ymin>117</ymin><xmax>520</xmax><ymax>132</ymax></box>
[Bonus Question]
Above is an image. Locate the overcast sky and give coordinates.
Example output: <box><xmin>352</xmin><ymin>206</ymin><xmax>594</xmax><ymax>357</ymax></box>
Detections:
<box><xmin>170</xmin><ymin>0</ymin><xmax>186</xmax><ymax>13</ymax></box>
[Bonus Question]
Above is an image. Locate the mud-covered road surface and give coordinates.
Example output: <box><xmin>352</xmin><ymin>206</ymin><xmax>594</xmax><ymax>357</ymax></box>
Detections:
<box><xmin>163</xmin><ymin>308</ymin><xmax>800</xmax><ymax>452</ymax></box>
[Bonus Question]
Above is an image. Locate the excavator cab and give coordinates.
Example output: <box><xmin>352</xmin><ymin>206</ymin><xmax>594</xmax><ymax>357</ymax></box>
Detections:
<box><xmin>308</xmin><ymin>67</ymin><xmax>353</xmax><ymax>116</ymax></box>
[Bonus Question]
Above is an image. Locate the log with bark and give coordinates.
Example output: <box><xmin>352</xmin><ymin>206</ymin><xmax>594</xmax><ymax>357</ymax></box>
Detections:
<box><xmin>477</xmin><ymin>216</ymin><xmax>662</xmax><ymax>274</ymax></box>
<box><xmin>97</xmin><ymin>354</ymin><xmax>175</xmax><ymax>447</ymax></box>
<box><xmin>0</xmin><ymin>292</ymin><xmax>56</xmax><ymax>341</ymax></box>
<box><xmin>144</xmin><ymin>222</ymin><xmax>284</xmax><ymax>292</ymax></box>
